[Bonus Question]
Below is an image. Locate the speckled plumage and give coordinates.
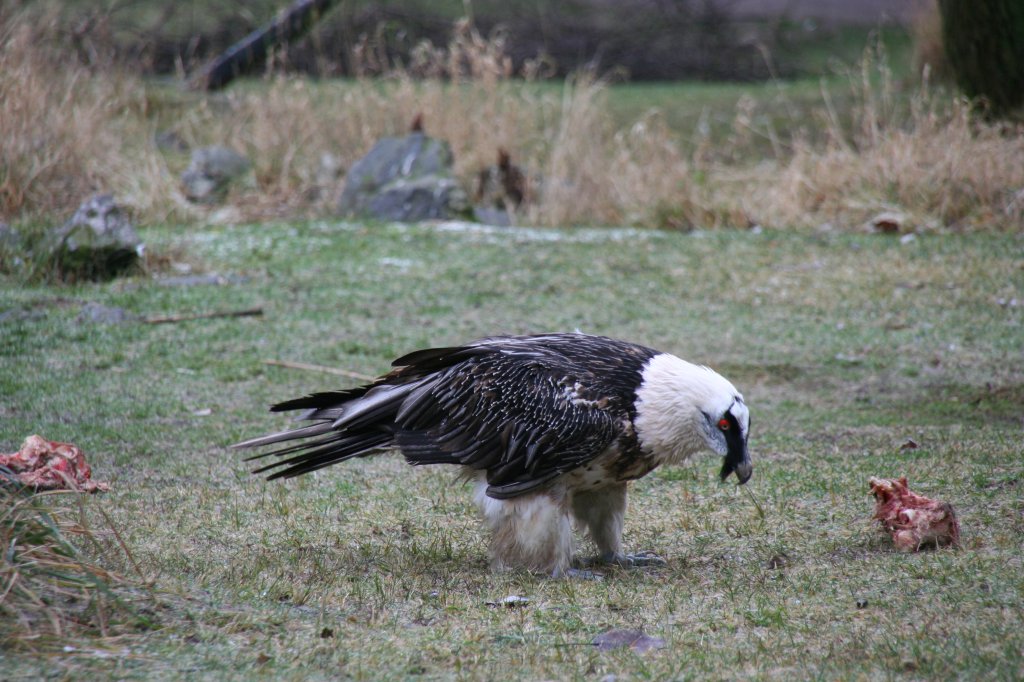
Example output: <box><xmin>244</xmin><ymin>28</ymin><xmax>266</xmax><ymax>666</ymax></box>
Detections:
<box><xmin>236</xmin><ymin>332</ymin><xmax>751</xmax><ymax>574</ymax></box>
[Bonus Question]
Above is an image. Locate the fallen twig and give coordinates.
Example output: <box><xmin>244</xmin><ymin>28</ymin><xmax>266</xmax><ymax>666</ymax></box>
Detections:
<box><xmin>143</xmin><ymin>307</ymin><xmax>263</xmax><ymax>324</ymax></box>
<box><xmin>264</xmin><ymin>359</ymin><xmax>375</xmax><ymax>382</ymax></box>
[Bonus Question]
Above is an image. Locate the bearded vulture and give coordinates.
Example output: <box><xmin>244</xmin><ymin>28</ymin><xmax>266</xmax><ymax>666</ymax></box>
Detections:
<box><xmin>235</xmin><ymin>333</ymin><xmax>751</xmax><ymax>576</ymax></box>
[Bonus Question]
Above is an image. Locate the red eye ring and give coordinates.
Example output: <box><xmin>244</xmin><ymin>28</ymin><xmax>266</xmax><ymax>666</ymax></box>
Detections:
<box><xmin>718</xmin><ymin>418</ymin><xmax>730</xmax><ymax>431</ymax></box>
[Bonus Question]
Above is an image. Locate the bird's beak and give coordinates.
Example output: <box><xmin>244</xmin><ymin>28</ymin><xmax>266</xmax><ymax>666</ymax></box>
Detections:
<box><xmin>720</xmin><ymin>439</ymin><xmax>752</xmax><ymax>485</ymax></box>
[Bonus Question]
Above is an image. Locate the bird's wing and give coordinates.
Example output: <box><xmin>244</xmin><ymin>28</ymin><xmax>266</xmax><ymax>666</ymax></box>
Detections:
<box><xmin>392</xmin><ymin>339</ymin><xmax>645</xmax><ymax>498</ymax></box>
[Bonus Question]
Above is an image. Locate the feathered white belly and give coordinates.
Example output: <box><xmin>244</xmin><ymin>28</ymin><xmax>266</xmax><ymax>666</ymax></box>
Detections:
<box><xmin>472</xmin><ymin>473</ymin><xmax>574</xmax><ymax>572</ymax></box>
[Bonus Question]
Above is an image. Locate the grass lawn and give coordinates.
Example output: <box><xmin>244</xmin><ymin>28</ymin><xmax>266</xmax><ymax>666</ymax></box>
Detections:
<box><xmin>1</xmin><ymin>220</ymin><xmax>1022</xmax><ymax>679</ymax></box>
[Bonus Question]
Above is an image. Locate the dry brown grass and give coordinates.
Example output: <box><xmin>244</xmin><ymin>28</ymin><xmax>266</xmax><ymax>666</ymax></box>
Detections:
<box><xmin>0</xmin><ymin>484</ymin><xmax>147</xmax><ymax>648</ymax></box>
<box><xmin>169</xmin><ymin>24</ymin><xmax>619</xmax><ymax>224</ymax></box>
<box><xmin>0</xmin><ymin>12</ymin><xmax>153</xmax><ymax>223</ymax></box>
<box><xmin>2</xmin><ymin>13</ymin><xmax>1021</xmax><ymax>232</ymax></box>
<box><xmin>768</xmin><ymin>100</ymin><xmax>1024</xmax><ymax>231</ymax></box>
<box><xmin>759</xmin><ymin>49</ymin><xmax>1024</xmax><ymax>231</ymax></box>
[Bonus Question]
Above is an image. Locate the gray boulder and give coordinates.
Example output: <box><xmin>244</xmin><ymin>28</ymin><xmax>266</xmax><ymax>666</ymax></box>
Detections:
<box><xmin>338</xmin><ymin>132</ymin><xmax>468</xmax><ymax>222</ymax></box>
<box><xmin>182</xmin><ymin>145</ymin><xmax>251</xmax><ymax>204</ymax></box>
<box><xmin>43</xmin><ymin>194</ymin><xmax>142</xmax><ymax>280</ymax></box>
<box><xmin>472</xmin><ymin>206</ymin><xmax>514</xmax><ymax>227</ymax></box>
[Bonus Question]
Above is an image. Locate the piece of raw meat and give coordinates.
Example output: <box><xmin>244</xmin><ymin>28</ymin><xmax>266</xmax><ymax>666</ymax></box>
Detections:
<box><xmin>0</xmin><ymin>435</ymin><xmax>109</xmax><ymax>492</ymax></box>
<box><xmin>869</xmin><ymin>476</ymin><xmax>959</xmax><ymax>551</ymax></box>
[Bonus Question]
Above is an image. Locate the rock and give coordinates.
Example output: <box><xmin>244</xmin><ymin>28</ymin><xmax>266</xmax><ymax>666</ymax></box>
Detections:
<box><xmin>76</xmin><ymin>302</ymin><xmax>137</xmax><ymax>324</ymax></box>
<box><xmin>43</xmin><ymin>194</ymin><xmax>142</xmax><ymax>280</ymax></box>
<box><xmin>338</xmin><ymin>132</ymin><xmax>469</xmax><ymax>222</ymax></box>
<box><xmin>472</xmin><ymin>206</ymin><xmax>513</xmax><ymax>227</ymax></box>
<box><xmin>181</xmin><ymin>146</ymin><xmax>251</xmax><ymax>204</ymax></box>
<box><xmin>180</xmin><ymin>170</ymin><xmax>218</xmax><ymax>202</ymax></box>
<box><xmin>485</xmin><ymin>595</ymin><xmax>530</xmax><ymax>608</ymax></box>
<box><xmin>363</xmin><ymin>175</ymin><xmax>468</xmax><ymax>223</ymax></box>
<box><xmin>868</xmin><ymin>211</ymin><xmax>907</xmax><ymax>234</ymax></box>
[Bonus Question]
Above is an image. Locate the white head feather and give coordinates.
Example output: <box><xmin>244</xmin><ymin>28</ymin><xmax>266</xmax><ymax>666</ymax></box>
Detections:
<box><xmin>633</xmin><ymin>353</ymin><xmax>746</xmax><ymax>465</ymax></box>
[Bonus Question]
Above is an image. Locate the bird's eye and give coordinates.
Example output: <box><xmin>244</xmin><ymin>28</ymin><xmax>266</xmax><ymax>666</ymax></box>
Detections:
<box><xmin>717</xmin><ymin>418</ymin><xmax>730</xmax><ymax>431</ymax></box>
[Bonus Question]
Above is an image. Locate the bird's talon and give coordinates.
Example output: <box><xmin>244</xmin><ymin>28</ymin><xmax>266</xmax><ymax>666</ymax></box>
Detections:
<box><xmin>583</xmin><ymin>551</ymin><xmax>666</xmax><ymax>568</ymax></box>
<box><xmin>560</xmin><ymin>567</ymin><xmax>605</xmax><ymax>580</ymax></box>
<box><xmin>625</xmin><ymin>552</ymin><xmax>667</xmax><ymax>567</ymax></box>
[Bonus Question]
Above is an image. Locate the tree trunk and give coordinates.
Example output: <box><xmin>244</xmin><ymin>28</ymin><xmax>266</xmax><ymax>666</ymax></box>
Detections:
<box><xmin>192</xmin><ymin>0</ymin><xmax>342</xmax><ymax>91</ymax></box>
<box><xmin>938</xmin><ymin>0</ymin><xmax>1024</xmax><ymax>115</ymax></box>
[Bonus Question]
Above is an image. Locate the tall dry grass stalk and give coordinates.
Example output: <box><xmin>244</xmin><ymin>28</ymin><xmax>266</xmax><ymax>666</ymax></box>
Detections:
<box><xmin>760</xmin><ymin>45</ymin><xmax>1024</xmax><ymax>231</ymax></box>
<box><xmin>0</xmin><ymin>12</ymin><xmax>168</xmax><ymax>224</ymax></box>
<box><xmin>1</xmin><ymin>12</ymin><xmax>1021</xmax><ymax>232</ymax></box>
<box><xmin>0</xmin><ymin>484</ymin><xmax>146</xmax><ymax>646</ymax></box>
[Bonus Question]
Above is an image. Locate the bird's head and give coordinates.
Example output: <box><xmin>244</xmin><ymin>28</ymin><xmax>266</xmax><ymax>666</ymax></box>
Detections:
<box><xmin>634</xmin><ymin>353</ymin><xmax>752</xmax><ymax>484</ymax></box>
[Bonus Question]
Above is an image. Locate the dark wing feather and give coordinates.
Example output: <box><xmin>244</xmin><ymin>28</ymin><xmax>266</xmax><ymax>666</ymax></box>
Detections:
<box><xmin>390</xmin><ymin>345</ymin><xmax>485</xmax><ymax>371</ymax></box>
<box><xmin>236</xmin><ymin>333</ymin><xmax>657</xmax><ymax>498</ymax></box>
<box><xmin>270</xmin><ymin>385</ymin><xmax>371</xmax><ymax>413</ymax></box>
<box><xmin>391</xmin><ymin>334</ymin><xmax>656</xmax><ymax>498</ymax></box>
<box><xmin>252</xmin><ymin>430</ymin><xmax>391</xmax><ymax>479</ymax></box>
<box><xmin>233</xmin><ymin>382</ymin><xmax>416</xmax><ymax>479</ymax></box>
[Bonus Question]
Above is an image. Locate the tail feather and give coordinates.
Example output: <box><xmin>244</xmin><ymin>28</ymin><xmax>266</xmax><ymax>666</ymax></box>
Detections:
<box><xmin>254</xmin><ymin>430</ymin><xmax>393</xmax><ymax>480</ymax></box>
<box><xmin>270</xmin><ymin>386</ymin><xmax>371</xmax><ymax>413</ymax></box>
<box><xmin>237</xmin><ymin>379</ymin><xmax>422</xmax><ymax>480</ymax></box>
<box><xmin>330</xmin><ymin>383</ymin><xmax>418</xmax><ymax>430</ymax></box>
<box><xmin>231</xmin><ymin>421</ymin><xmax>335</xmax><ymax>451</ymax></box>
<box><xmin>249</xmin><ymin>432</ymin><xmax>350</xmax><ymax>472</ymax></box>
<box><xmin>241</xmin><ymin>428</ymin><xmax>342</xmax><ymax>462</ymax></box>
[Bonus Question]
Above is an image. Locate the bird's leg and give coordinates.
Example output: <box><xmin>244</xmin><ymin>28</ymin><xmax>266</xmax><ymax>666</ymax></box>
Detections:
<box><xmin>571</xmin><ymin>483</ymin><xmax>666</xmax><ymax>568</ymax></box>
<box><xmin>473</xmin><ymin>478</ymin><xmax>574</xmax><ymax>575</ymax></box>
<box><xmin>571</xmin><ymin>483</ymin><xmax>626</xmax><ymax>560</ymax></box>
<box><xmin>555</xmin><ymin>566</ymin><xmax>605</xmax><ymax>580</ymax></box>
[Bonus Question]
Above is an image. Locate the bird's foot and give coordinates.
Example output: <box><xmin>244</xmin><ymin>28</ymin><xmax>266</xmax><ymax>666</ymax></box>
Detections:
<box><xmin>591</xmin><ymin>550</ymin><xmax>667</xmax><ymax>568</ymax></box>
<box><xmin>574</xmin><ymin>551</ymin><xmax>667</xmax><ymax>569</ymax></box>
<box><xmin>555</xmin><ymin>567</ymin><xmax>606</xmax><ymax>580</ymax></box>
